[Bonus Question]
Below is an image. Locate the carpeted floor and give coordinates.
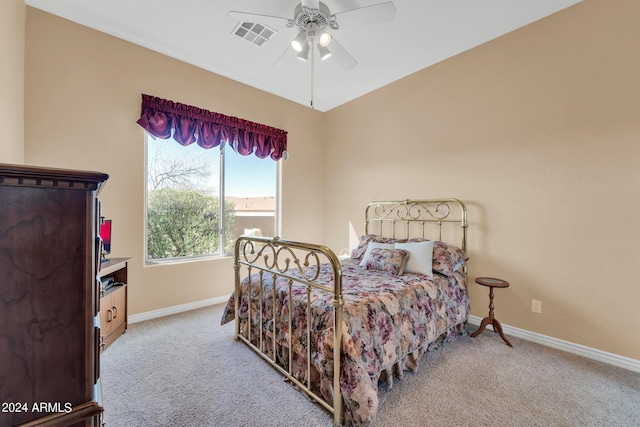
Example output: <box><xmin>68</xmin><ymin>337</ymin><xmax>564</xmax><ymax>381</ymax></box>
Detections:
<box><xmin>100</xmin><ymin>304</ymin><xmax>640</xmax><ymax>427</ymax></box>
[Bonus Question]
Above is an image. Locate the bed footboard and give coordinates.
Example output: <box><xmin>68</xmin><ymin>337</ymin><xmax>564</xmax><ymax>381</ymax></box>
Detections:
<box><xmin>233</xmin><ymin>236</ymin><xmax>344</xmax><ymax>427</ymax></box>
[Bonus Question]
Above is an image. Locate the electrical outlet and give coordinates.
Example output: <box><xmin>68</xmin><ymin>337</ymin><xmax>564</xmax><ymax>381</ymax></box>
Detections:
<box><xmin>531</xmin><ymin>299</ymin><xmax>542</xmax><ymax>313</ymax></box>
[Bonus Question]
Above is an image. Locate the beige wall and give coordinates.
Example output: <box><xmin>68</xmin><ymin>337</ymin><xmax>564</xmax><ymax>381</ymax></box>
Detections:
<box><xmin>24</xmin><ymin>8</ymin><xmax>326</xmax><ymax>316</ymax></box>
<box><xmin>0</xmin><ymin>0</ymin><xmax>25</xmax><ymax>163</ymax></box>
<box><xmin>22</xmin><ymin>0</ymin><xmax>640</xmax><ymax>361</ymax></box>
<box><xmin>324</xmin><ymin>0</ymin><xmax>640</xmax><ymax>360</ymax></box>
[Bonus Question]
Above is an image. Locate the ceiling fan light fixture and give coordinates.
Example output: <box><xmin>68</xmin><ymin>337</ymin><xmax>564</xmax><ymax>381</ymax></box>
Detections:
<box><xmin>297</xmin><ymin>42</ymin><xmax>311</xmax><ymax>61</ymax></box>
<box><xmin>291</xmin><ymin>30</ymin><xmax>307</xmax><ymax>52</ymax></box>
<box><xmin>318</xmin><ymin>32</ymin><xmax>331</xmax><ymax>47</ymax></box>
<box><xmin>317</xmin><ymin>44</ymin><xmax>331</xmax><ymax>61</ymax></box>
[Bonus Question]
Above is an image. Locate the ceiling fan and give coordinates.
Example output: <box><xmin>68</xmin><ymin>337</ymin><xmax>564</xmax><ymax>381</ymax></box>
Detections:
<box><xmin>228</xmin><ymin>0</ymin><xmax>396</xmax><ymax>72</ymax></box>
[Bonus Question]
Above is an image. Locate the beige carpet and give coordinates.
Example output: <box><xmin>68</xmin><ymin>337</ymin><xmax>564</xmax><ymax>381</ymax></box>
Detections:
<box><xmin>100</xmin><ymin>304</ymin><xmax>640</xmax><ymax>426</ymax></box>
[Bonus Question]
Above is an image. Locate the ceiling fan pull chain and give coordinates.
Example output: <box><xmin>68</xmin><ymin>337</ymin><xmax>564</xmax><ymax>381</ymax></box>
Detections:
<box><xmin>310</xmin><ymin>43</ymin><xmax>315</xmax><ymax>109</ymax></box>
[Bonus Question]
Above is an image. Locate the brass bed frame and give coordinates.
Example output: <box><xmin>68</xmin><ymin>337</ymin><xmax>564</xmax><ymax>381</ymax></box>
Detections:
<box><xmin>233</xmin><ymin>199</ymin><xmax>468</xmax><ymax>426</ymax></box>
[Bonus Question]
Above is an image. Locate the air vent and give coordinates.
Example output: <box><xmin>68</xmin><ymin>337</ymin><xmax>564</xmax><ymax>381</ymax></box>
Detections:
<box><xmin>233</xmin><ymin>22</ymin><xmax>276</xmax><ymax>47</ymax></box>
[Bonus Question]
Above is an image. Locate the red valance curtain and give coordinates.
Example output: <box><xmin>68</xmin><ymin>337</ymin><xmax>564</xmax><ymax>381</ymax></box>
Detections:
<box><xmin>136</xmin><ymin>94</ymin><xmax>288</xmax><ymax>160</ymax></box>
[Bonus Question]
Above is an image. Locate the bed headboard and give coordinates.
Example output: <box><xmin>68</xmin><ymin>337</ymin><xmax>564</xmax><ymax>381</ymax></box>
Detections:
<box><xmin>364</xmin><ymin>199</ymin><xmax>468</xmax><ymax>252</ymax></box>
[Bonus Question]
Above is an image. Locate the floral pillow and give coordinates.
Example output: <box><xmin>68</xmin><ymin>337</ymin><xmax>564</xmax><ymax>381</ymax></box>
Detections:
<box><xmin>351</xmin><ymin>234</ymin><xmax>407</xmax><ymax>260</ymax></box>
<box><xmin>409</xmin><ymin>238</ymin><xmax>469</xmax><ymax>276</ymax></box>
<box><xmin>364</xmin><ymin>248</ymin><xmax>410</xmax><ymax>276</ymax></box>
<box><xmin>359</xmin><ymin>242</ymin><xmax>395</xmax><ymax>267</ymax></box>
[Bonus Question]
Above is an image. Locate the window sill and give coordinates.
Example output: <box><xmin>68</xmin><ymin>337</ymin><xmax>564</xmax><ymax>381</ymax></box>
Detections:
<box><xmin>145</xmin><ymin>254</ymin><xmax>233</xmax><ymax>267</ymax></box>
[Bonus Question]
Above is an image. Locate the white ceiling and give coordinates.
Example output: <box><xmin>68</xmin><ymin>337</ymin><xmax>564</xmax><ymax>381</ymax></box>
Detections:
<box><xmin>25</xmin><ymin>0</ymin><xmax>582</xmax><ymax>112</ymax></box>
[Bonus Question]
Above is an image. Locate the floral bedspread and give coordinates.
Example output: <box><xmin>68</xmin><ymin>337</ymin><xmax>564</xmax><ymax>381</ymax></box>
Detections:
<box><xmin>220</xmin><ymin>259</ymin><xmax>469</xmax><ymax>426</ymax></box>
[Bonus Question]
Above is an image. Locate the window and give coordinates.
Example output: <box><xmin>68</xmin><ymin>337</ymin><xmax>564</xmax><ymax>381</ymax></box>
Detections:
<box><xmin>145</xmin><ymin>135</ymin><xmax>278</xmax><ymax>262</ymax></box>
<box><xmin>136</xmin><ymin>93</ymin><xmax>285</xmax><ymax>263</ymax></box>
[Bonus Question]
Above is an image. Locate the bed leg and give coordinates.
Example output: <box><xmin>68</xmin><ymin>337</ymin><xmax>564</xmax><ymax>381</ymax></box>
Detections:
<box><xmin>333</xmin><ymin>403</ymin><xmax>343</xmax><ymax>427</ymax></box>
<box><xmin>458</xmin><ymin>322</ymin><xmax>468</xmax><ymax>336</ymax></box>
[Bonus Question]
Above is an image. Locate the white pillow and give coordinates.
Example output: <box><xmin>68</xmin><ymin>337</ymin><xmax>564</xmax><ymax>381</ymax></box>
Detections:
<box><xmin>395</xmin><ymin>241</ymin><xmax>434</xmax><ymax>276</ymax></box>
<box><xmin>359</xmin><ymin>242</ymin><xmax>395</xmax><ymax>267</ymax></box>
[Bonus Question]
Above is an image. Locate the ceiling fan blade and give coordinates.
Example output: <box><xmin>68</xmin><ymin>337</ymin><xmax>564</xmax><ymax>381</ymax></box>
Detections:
<box><xmin>333</xmin><ymin>1</ymin><xmax>396</xmax><ymax>29</ymax></box>
<box><xmin>227</xmin><ymin>10</ymin><xmax>291</xmax><ymax>29</ymax></box>
<box><xmin>327</xmin><ymin>37</ymin><xmax>357</xmax><ymax>71</ymax></box>
<box><xmin>301</xmin><ymin>0</ymin><xmax>320</xmax><ymax>10</ymax></box>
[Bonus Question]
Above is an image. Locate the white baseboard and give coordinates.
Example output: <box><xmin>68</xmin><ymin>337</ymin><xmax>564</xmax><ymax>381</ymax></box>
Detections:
<box><xmin>467</xmin><ymin>315</ymin><xmax>640</xmax><ymax>373</ymax></box>
<box><xmin>128</xmin><ymin>295</ymin><xmax>229</xmax><ymax>324</ymax></box>
<box><xmin>128</xmin><ymin>300</ymin><xmax>639</xmax><ymax>373</ymax></box>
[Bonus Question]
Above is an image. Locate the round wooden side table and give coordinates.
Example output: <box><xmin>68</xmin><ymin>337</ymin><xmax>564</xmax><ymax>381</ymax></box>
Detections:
<box><xmin>470</xmin><ymin>277</ymin><xmax>513</xmax><ymax>347</ymax></box>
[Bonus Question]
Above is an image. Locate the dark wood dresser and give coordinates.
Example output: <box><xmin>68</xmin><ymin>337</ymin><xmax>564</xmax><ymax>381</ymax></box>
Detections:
<box><xmin>0</xmin><ymin>163</ymin><xmax>108</xmax><ymax>427</ymax></box>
